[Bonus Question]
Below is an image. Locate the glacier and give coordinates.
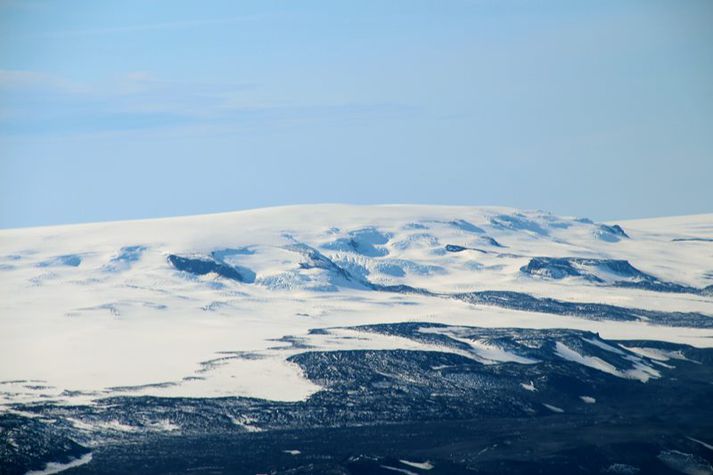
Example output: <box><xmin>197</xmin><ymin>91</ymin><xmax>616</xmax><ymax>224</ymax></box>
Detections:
<box><xmin>1</xmin><ymin>205</ymin><xmax>712</xmax><ymax>474</ymax></box>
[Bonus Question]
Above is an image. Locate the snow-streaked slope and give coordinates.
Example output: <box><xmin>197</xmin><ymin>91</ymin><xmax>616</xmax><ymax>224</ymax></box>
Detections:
<box><xmin>1</xmin><ymin>205</ymin><xmax>712</xmax><ymax>405</ymax></box>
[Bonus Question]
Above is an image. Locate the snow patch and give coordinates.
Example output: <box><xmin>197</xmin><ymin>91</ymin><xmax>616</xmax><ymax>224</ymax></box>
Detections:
<box><xmin>521</xmin><ymin>381</ymin><xmax>536</xmax><ymax>391</ymax></box>
<box><xmin>25</xmin><ymin>453</ymin><xmax>93</xmax><ymax>475</ymax></box>
<box><xmin>543</xmin><ymin>403</ymin><xmax>564</xmax><ymax>413</ymax></box>
<box><xmin>554</xmin><ymin>342</ymin><xmax>660</xmax><ymax>383</ymax></box>
<box><xmin>400</xmin><ymin>459</ymin><xmax>434</xmax><ymax>470</ymax></box>
<box><xmin>657</xmin><ymin>450</ymin><xmax>713</xmax><ymax>475</ymax></box>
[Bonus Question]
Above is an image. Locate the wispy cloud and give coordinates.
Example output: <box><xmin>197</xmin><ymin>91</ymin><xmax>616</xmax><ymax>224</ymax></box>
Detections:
<box><xmin>0</xmin><ymin>69</ymin><xmax>419</xmax><ymax>138</ymax></box>
<box><xmin>0</xmin><ymin>70</ymin><xmax>88</xmax><ymax>94</ymax></box>
<box><xmin>31</xmin><ymin>14</ymin><xmax>266</xmax><ymax>39</ymax></box>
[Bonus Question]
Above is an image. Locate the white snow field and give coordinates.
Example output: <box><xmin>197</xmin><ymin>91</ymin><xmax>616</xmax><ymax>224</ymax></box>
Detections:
<box><xmin>0</xmin><ymin>205</ymin><xmax>711</xmax><ymax>406</ymax></box>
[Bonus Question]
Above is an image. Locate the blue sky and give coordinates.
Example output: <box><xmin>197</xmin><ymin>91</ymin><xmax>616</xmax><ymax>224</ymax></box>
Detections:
<box><xmin>1</xmin><ymin>0</ymin><xmax>711</xmax><ymax>227</ymax></box>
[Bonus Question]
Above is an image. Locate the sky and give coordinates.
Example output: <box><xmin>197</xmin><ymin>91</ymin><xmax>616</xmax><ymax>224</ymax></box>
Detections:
<box><xmin>0</xmin><ymin>0</ymin><xmax>711</xmax><ymax>228</ymax></box>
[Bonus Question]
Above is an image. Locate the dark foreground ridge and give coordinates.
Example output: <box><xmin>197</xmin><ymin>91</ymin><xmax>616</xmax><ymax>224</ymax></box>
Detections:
<box><xmin>2</xmin><ymin>323</ymin><xmax>713</xmax><ymax>474</ymax></box>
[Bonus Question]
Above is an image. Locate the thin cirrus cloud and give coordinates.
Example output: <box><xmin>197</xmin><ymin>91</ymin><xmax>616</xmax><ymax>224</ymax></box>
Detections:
<box><xmin>23</xmin><ymin>14</ymin><xmax>272</xmax><ymax>39</ymax></box>
<box><xmin>0</xmin><ymin>69</ymin><xmax>88</xmax><ymax>94</ymax></box>
<box><xmin>0</xmin><ymin>69</ymin><xmax>417</xmax><ymax>137</ymax></box>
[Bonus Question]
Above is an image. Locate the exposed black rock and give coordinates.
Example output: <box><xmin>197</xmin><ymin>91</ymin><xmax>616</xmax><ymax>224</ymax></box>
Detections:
<box><xmin>3</xmin><ymin>323</ymin><xmax>712</xmax><ymax>475</ymax></box>
<box><xmin>520</xmin><ymin>257</ymin><xmax>698</xmax><ymax>293</ymax></box>
<box><xmin>452</xmin><ymin>290</ymin><xmax>713</xmax><ymax>328</ymax></box>
<box><xmin>167</xmin><ymin>254</ymin><xmax>252</xmax><ymax>282</ymax></box>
